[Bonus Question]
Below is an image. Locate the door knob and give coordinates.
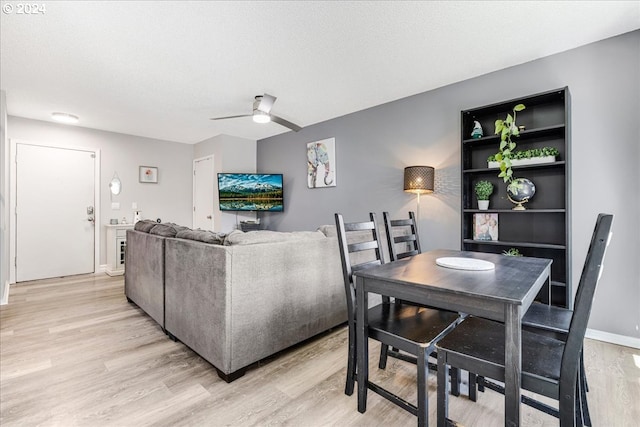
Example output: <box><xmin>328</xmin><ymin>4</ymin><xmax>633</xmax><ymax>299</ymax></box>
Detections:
<box><xmin>206</xmin><ymin>215</ymin><xmax>212</xmax><ymax>219</ymax></box>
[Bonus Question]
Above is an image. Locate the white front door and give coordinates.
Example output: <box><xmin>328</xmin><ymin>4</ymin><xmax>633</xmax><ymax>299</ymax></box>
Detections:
<box><xmin>16</xmin><ymin>144</ymin><xmax>96</xmax><ymax>282</ymax></box>
<box><xmin>193</xmin><ymin>156</ymin><xmax>214</xmax><ymax>231</ymax></box>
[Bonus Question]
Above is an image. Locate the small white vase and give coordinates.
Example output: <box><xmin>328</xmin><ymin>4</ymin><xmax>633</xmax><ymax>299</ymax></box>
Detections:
<box><xmin>478</xmin><ymin>200</ymin><xmax>489</xmax><ymax>210</ymax></box>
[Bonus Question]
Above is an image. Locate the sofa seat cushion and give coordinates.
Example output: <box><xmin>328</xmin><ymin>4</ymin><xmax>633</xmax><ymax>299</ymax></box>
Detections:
<box><xmin>176</xmin><ymin>229</ymin><xmax>225</xmax><ymax>244</ymax></box>
<box><xmin>134</xmin><ymin>219</ymin><xmax>158</xmax><ymax>233</ymax></box>
<box><xmin>224</xmin><ymin>229</ymin><xmax>326</xmax><ymax>246</ymax></box>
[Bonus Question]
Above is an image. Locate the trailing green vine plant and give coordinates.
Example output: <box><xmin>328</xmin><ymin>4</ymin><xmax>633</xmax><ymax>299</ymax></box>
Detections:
<box><xmin>494</xmin><ymin>104</ymin><xmax>526</xmax><ymax>191</ymax></box>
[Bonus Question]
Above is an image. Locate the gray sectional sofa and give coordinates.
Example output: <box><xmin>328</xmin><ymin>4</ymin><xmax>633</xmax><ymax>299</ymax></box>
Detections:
<box><xmin>124</xmin><ymin>230</ymin><xmax>166</xmax><ymax>326</ymax></box>
<box><xmin>124</xmin><ymin>221</ymin><xmax>347</xmax><ymax>382</ymax></box>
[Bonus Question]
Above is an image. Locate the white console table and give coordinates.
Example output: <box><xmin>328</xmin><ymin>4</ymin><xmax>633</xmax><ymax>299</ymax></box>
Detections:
<box><xmin>105</xmin><ymin>224</ymin><xmax>134</xmax><ymax>276</ymax></box>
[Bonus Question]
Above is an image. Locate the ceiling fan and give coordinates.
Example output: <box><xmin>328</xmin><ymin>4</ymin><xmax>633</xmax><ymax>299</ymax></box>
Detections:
<box><xmin>210</xmin><ymin>94</ymin><xmax>302</xmax><ymax>132</ymax></box>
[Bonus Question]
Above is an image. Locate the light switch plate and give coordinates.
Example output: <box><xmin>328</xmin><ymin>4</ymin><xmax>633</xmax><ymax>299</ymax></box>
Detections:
<box><xmin>132</xmin><ymin>202</ymin><xmax>137</xmax><ymax>209</ymax></box>
<box><xmin>111</xmin><ymin>202</ymin><xmax>120</xmax><ymax>210</ymax></box>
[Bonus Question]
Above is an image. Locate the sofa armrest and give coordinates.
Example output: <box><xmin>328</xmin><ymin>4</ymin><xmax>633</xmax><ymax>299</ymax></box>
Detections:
<box><xmin>164</xmin><ymin>238</ymin><xmax>232</xmax><ymax>373</ymax></box>
<box><xmin>125</xmin><ymin>230</ymin><xmax>166</xmax><ymax>327</ymax></box>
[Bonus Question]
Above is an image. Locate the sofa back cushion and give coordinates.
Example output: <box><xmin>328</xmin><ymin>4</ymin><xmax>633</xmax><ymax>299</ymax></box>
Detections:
<box><xmin>318</xmin><ymin>223</ymin><xmax>411</xmax><ymax>263</ymax></box>
<box><xmin>176</xmin><ymin>229</ymin><xmax>225</xmax><ymax>244</ymax></box>
<box><xmin>224</xmin><ymin>229</ymin><xmax>326</xmax><ymax>246</ymax></box>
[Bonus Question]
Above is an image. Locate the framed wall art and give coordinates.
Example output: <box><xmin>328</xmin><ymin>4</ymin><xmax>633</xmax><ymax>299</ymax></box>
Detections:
<box><xmin>139</xmin><ymin>166</ymin><xmax>158</xmax><ymax>183</ymax></box>
<box><xmin>307</xmin><ymin>137</ymin><xmax>336</xmax><ymax>188</ymax></box>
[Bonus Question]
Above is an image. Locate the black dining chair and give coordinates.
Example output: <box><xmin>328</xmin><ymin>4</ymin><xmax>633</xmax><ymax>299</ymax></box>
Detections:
<box><xmin>469</xmin><ymin>299</ymin><xmax>593</xmax><ymax>422</ymax></box>
<box><xmin>383</xmin><ymin>211</ymin><xmax>422</xmax><ymax>261</ymax></box>
<box><xmin>335</xmin><ymin>212</ymin><xmax>462</xmax><ymax>426</ymax></box>
<box><xmin>521</xmin><ymin>299</ymin><xmax>592</xmax><ymax>424</ymax></box>
<box><xmin>436</xmin><ymin>213</ymin><xmax>613</xmax><ymax>427</ymax></box>
<box><xmin>382</xmin><ymin>211</ymin><xmax>469</xmax><ymax>399</ymax></box>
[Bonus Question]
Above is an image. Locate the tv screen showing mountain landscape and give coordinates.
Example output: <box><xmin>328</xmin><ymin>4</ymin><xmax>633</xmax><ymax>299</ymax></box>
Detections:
<box><xmin>218</xmin><ymin>173</ymin><xmax>284</xmax><ymax>211</ymax></box>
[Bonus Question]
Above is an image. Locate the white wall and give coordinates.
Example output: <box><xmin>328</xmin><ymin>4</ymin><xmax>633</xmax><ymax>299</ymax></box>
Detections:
<box><xmin>0</xmin><ymin>91</ymin><xmax>9</xmax><ymax>304</ymax></box>
<box><xmin>6</xmin><ymin>117</ymin><xmax>194</xmax><ymax>272</ymax></box>
<box><xmin>194</xmin><ymin>134</ymin><xmax>256</xmax><ymax>233</ymax></box>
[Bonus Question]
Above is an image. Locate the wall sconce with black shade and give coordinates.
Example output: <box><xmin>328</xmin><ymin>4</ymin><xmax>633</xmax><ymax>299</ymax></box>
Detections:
<box><xmin>404</xmin><ymin>166</ymin><xmax>434</xmax><ymax>221</ymax></box>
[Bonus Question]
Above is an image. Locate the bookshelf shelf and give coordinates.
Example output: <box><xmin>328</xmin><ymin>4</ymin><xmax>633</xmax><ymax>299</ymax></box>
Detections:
<box><xmin>461</xmin><ymin>87</ymin><xmax>571</xmax><ymax>308</ymax></box>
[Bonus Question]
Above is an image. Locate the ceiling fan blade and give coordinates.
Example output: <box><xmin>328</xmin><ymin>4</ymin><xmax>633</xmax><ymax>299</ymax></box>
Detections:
<box><xmin>270</xmin><ymin>114</ymin><xmax>302</xmax><ymax>132</ymax></box>
<box><xmin>210</xmin><ymin>114</ymin><xmax>252</xmax><ymax>121</ymax></box>
<box><xmin>256</xmin><ymin>93</ymin><xmax>276</xmax><ymax>113</ymax></box>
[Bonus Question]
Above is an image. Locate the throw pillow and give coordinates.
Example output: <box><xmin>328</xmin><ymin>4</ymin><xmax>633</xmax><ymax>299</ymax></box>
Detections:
<box><xmin>134</xmin><ymin>219</ymin><xmax>157</xmax><ymax>233</ymax></box>
<box><xmin>317</xmin><ymin>225</ymin><xmax>337</xmax><ymax>237</ymax></box>
<box><xmin>150</xmin><ymin>223</ymin><xmax>182</xmax><ymax>237</ymax></box>
<box><xmin>165</xmin><ymin>222</ymin><xmax>190</xmax><ymax>234</ymax></box>
<box><xmin>175</xmin><ymin>229</ymin><xmax>225</xmax><ymax>244</ymax></box>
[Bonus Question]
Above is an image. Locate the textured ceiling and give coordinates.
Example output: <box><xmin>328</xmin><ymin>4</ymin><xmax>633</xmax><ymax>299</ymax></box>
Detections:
<box><xmin>1</xmin><ymin>1</ymin><xmax>639</xmax><ymax>143</ymax></box>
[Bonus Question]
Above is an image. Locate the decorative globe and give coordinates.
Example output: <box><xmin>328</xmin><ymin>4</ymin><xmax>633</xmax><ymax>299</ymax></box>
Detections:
<box><xmin>506</xmin><ymin>178</ymin><xmax>536</xmax><ymax>210</ymax></box>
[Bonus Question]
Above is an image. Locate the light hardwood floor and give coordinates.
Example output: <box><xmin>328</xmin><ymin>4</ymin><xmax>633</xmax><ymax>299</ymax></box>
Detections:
<box><xmin>1</xmin><ymin>274</ymin><xmax>638</xmax><ymax>426</ymax></box>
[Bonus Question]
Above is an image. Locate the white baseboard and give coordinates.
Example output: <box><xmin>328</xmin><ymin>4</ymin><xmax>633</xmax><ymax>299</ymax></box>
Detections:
<box><xmin>586</xmin><ymin>328</ymin><xmax>640</xmax><ymax>349</ymax></box>
<box><xmin>98</xmin><ymin>264</ymin><xmax>107</xmax><ymax>274</ymax></box>
<box><xmin>0</xmin><ymin>279</ymin><xmax>8</xmax><ymax>305</ymax></box>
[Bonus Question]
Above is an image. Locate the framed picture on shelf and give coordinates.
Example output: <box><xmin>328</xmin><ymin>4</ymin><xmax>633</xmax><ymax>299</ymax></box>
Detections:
<box><xmin>139</xmin><ymin>166</ymin><xmax>158</xmax><ymax>183</ymax></box>
<box><xmin>473</xmin><ymin>213</ymin><xmax>498</xmax><ymax>241</ymax></box>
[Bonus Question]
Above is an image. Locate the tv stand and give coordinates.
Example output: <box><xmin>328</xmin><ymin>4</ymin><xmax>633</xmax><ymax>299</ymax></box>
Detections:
<box><xmin>239</xmin><ymin>221</ymin><xmax>262</xmax><ymax>232</ymax></box>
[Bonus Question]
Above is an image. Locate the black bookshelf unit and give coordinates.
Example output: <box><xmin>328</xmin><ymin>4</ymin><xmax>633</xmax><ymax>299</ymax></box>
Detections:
<box><xmin>461</xmin><ymin>87</ymin><xmax>571</xmax><ymax>308</ymax></box>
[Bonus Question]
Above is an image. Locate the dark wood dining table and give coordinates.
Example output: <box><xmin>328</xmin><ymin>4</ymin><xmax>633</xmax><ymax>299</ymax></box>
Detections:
<box><xmin>354</xmin><ymin>249</ymin><xmax>552</xmax><ymax>427</ymax></box>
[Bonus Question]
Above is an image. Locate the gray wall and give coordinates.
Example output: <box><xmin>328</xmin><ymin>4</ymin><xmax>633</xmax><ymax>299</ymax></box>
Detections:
<box><xmin>194</xmin><ymin>134</ymin><xmax>257</xmax><ymax>232</ymax></box>
<box><xmin>6</xmin><ymin>117</ymin><xmax>194</xmax><ymax>267</ymax></box>
<box><xmin>0</xmin><ymin>91</ymin><xmax>8</xmax><ymax>303</ymax></box>
<box><xmin>258</xmin><ymin>31</ymin><xmax>640</xmax><ymax>340</ymax></box>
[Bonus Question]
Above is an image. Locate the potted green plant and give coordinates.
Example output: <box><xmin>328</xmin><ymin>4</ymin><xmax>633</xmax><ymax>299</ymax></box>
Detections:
<box><xmin>474</xmin><ymin>180</ymin><xmax>493</xmax><ymax>210</ymax></box>
<box><xmin>502</xmin><ymin>248</ymin><xmax>523</xmax><ymax>256</ymax></box>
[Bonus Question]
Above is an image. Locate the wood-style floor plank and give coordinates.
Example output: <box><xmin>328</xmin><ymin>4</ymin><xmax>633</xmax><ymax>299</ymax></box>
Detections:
<box><xmin>1</xmin><ymin>274</ymin><xmax>638</xmax><ymax>426</ymax></box>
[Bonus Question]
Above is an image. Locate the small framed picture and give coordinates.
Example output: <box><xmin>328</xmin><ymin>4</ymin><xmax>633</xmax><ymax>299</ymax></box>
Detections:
<box><xmin>139</xmin><ymin>166</ymin><xmax>158</xmax><ymax>183</ymax></box>
<box><xmin>473</xmin><ymin>213</ymin><xmax>498</xmax><ymax>241</ymax></box>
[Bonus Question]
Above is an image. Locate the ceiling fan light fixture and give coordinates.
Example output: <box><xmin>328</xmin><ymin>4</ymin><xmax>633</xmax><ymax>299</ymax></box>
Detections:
<box><xmin>252</xmin><ymin>110</ymin><xmax>271</xmax><ymax>124</ymax></box>
<box><xmin>211</xmin><ymin>93</ymin><xmax>300</xmax><ymax>131</ymax></box>
<box><xmin>51</xmin><ymin>112</ymin><xmax>79</xmax><ymax>124</ymax></box>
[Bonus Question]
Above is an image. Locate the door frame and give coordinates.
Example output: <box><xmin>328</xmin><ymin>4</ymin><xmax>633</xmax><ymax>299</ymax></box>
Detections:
<box><xmin>9</xmin><ymin>139</ymin><xmax>101</xmax><ymax>284</ymax></box>
<box><xmin>192</xmin><ymin>155</ymin><xmax>214</xmax><ymax>230</ymax></box>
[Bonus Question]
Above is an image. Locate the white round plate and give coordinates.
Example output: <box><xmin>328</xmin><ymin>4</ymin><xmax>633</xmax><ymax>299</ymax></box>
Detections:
<box><xmin>436</xmin><ymin>257</ymin><xmax>495</xmax><ymax>271</ymax></box>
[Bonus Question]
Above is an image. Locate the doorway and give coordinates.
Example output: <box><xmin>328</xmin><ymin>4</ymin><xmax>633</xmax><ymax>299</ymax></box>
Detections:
<box><xmin>193</xmin><ymin>155</ymin><xmax>215</xmax><ymax>231</ymax></box>
<box><xmin>12</xmin><ymin>142</ymin><xmax>99</xmax><ymax>282</ymax></box>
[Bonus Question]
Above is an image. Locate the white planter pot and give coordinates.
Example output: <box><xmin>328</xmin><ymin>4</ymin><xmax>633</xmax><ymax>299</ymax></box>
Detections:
<box><xmin>487</xmin><ymin>156</ymin><xmax>556</xmax><ymax>169</ymax></box>
<box><xmin>477</xmin><ymin>200</ymin><xmax>490</xmax><ymax>210</ymax></box>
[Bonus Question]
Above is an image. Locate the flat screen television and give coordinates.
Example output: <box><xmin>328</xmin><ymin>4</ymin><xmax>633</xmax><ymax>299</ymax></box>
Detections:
<box><xmin>217</xmin><ymin>173</ymin><xmax>284</xmax><ymax>212</ymax></box>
